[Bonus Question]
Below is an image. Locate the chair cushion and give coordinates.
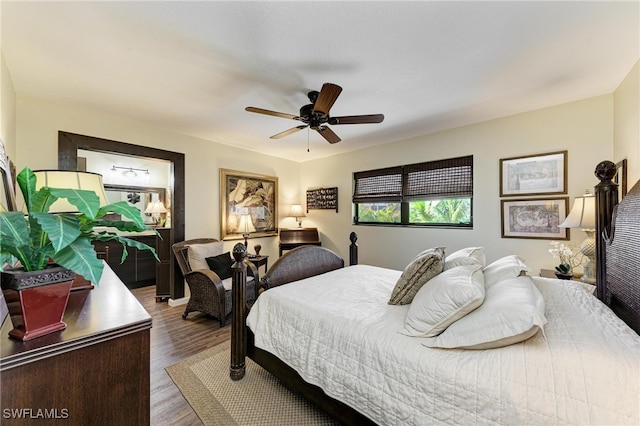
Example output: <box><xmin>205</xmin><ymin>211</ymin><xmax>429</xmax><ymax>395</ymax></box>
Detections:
<box><xmin>187</xmin><ymin>241</ymin><xmax>224</xmax><ymax>271</ymax></box>
<box><xmin>221</xmin><ymin>276</ymin><xmax>254</xmax><ymax>291</ymax></box>
<box><xmin>206</xmin><ymin>252</ymin><xmax>234</xmax><ymax>280</ymax></box>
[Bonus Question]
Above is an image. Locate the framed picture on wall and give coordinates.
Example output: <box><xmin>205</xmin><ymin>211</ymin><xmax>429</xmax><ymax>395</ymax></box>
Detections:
<box><xmin>615</xmin><ymin>158</ymin><xmax>628</xmax><ymax>201</ymax></box>
<box><xmin>500</xmin><ymin>151</ymin><xmax>567</xmax><ymax>197</ymax></box>
<box><xmin>501</xmin><ymin>197</ymin><xmax>570</xmax><ymax>240</ymax></box>
<box><xmin>220</xmin><ymin>169</ymin><xmax>278</xmax><ymax>241</ymax></box>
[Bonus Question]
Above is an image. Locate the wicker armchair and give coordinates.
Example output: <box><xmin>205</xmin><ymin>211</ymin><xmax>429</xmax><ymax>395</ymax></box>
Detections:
<box><xmin>172</xmin><ymin>238</ymin><xmax>259</xmax><ymax>326</ymax></box>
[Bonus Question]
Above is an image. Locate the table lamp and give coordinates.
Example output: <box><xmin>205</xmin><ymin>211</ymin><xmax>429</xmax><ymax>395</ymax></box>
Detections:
<box><xmin>559</xmin><ymin>190</ymin><xmax>596</xmax><ymax>284</ymax></box>
<box><xmin>289</xmin><ymin>204</ymin><xmax>306</xmax><ymax>228</ymax></box>
<box><xmin>238</xmin><ymin>214</ymin><xmax>256</xmax><ymax>249</ymax></box>
<box><xmin>144</xmin><ymin>200</ymin><xmax>167</xmax><ymax>226</ymax></box>
<box><xmin>33</xmin><ymin>170</ymin><xmax>109</xmax><ymax>212</ymax></box>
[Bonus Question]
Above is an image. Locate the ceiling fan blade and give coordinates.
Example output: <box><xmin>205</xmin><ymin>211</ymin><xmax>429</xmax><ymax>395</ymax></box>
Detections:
<box><xmin>270</xmin><ymin>125</ymin><xmax>308</xmax><ymax>139</ymax></box>
<box><xmin>245</xmin><ymin>106</ymin><xmax>299</xmax><ymax>121</ymax></box>
<box><xmin>312</xmin><ymin>83</ymin><xmax>342</xmax><ymax>117</ymax></box>
<box><xmin>329</xmin><ymin>114</ymin><xmax>385</xmax><ymax>125</ymax></box>
<box><xmin>313</xmin><ymin>126</ymin><xmax>341</xmax><ymax>144</ymax></box>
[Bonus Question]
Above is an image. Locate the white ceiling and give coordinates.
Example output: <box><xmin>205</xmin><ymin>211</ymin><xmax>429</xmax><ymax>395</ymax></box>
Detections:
<box><xmin>2</xmin><ymin>1</ymin><xmax>638</xmax><ymax>162</ymax></box>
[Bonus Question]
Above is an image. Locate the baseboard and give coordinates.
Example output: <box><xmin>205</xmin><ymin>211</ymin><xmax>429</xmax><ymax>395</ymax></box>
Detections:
<box><xmin>168</xmin><ymin>297</ymin><xmax>188</xmax><ymax>307</ymax></box>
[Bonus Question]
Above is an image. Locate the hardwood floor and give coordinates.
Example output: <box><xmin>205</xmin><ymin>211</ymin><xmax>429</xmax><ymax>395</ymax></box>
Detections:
<box><xmin>131</xmin><ymin>285</ymin><xmax>230</xmax><ymax>426</ymax></box>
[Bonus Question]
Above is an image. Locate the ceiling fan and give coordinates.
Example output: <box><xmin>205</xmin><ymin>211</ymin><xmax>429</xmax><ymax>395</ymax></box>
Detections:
<box><xmin>245</xmin><ymin>83</ymin><xmax>384</xmax><ymax>144</ymax></box>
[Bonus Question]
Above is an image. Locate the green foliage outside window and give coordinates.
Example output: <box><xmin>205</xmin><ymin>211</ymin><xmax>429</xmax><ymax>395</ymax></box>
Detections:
<box><xmin>409</xmin><ymin>198</ymin><xmax>471</xmax><ymax>224</ymax></box>
<box><xmin>357</xmin><ymin>203</ymin><xmax>401</xmax><ymax>223</ymax></box>
<box><xmin>356</xmin><ymin>198</ymin><xmax>471</xmax><ymax>225</ymax></box>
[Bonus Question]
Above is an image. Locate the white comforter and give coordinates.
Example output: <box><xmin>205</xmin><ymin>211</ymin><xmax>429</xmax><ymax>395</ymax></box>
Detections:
<box><xmin>246</xmin><ymin>265</ymin><xmax>640</xmax><ymax>425</ymax></box>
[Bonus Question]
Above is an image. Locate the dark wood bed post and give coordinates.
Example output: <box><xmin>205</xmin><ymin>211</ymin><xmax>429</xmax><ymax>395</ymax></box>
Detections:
<box><xmin>349</xmin><ymin>232</ymin><xmax>358</xmax><ymax>266</ymax></box>
<box><xmin>593</xmin><ymin>161</ymin><xmax>619</xmax><ymax>301</ymax></box>
<box><xmin>230</xmin><ymin>243</ymin><xmax>248</xmax><ymax>380</ymax></box>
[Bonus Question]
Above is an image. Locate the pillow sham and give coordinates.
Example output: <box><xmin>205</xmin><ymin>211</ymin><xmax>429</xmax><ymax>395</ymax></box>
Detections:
<box><xmin>400</xmin><ymin>264</ymin><xmax>485</xmax><ymax>337</ymax></box>
<box><xmin>206</xmin><ymin>251</ymin><xmax>234</xmax><ymax>280</ymax></box>
<box><xmin>388</xmin><ymin>247</ymin><xmax>445</xmax><ymax>305</ymax></box>
<box><xmin>444</xmin><ymin>247</ymin><xmax>486</xmax><ymax>270</ymax></box>
<box><xmin>423</xmin><ymin>275</ymin><xmax>546</xmax><ymax>350</ymax></box>
<box><xmin>483</xmin><ymin>255</ymin><xmax>530</xmax><ymax>288</ymax></box>
<box><xmin>187</xmin><ymin>241</ymin><xmax>224</xmax><ymax>271</ymax></box>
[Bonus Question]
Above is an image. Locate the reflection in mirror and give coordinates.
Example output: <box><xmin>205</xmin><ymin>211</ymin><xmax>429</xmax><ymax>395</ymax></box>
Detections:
<box><xmin>0</xmin><ymin>139</ymin><xmax>17</xmax><ymax>211</ymax></box>
<box><xmin>103</xmin><ymin>184</ymin><xmax>167</xmax><ymax>226</ymax></box>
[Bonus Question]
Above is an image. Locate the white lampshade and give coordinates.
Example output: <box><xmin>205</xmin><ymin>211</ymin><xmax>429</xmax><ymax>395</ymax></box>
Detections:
<box><xmin>144</xmin><ymin>200</ymin><xmax>167</xmax><ymax>214</ymax></box>
<box><xmin>559</xmin><ymin>193</ymin><xmax>596</xmax><ymax>230</ymax></box>
<box><xmin>289</xmin><ymin>204</ymin><xmax>306</xmax><ymax>218</ymax></box>
<box><xmin>238</xmin><ymin>214</ymin><xmax>256</xmax><ymax>233</ymax></box>
<box><xmin>33</xmin><ymin>170</ymin><xmax>109</xmax><ymax>213</ymax></box>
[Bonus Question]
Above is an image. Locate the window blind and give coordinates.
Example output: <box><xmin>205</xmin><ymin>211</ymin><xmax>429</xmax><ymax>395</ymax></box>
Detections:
<box><xmin>353</xmin><ymin>156</ymin><xmax>473</xmax><ymax>203</ymax></box>
<box><xmin>403</xmin><ymin>156</ymin><xmax>473</xmax><ymax>201</ymax></box>
<box><xmin>352</xmin><ymin>166</ymin><xmax>402</xmax><ymax>203</ymax></box>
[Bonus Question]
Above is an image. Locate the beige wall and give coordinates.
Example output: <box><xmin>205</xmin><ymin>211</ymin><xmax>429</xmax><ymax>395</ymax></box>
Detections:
<box><xmin>614</xmin><ymin>59</ymin><xmax>640</xmax><ymax>187</ymax></box>
<box><xmin>300</xmin><ymin>95</ymin><xmax>613</xmax><ymax>275</ymax></box>
<box><xmin>1</xmin><ymin>53</ymin><xmax>16</xmax><ymax>160</ymax></box>
<box><xmin>14</xmin><ymin>97</ymin><xmax>301</xmax><ymax>257</ymax></box>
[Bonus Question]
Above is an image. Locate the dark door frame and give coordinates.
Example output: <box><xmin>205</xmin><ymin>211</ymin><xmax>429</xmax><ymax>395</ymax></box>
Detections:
<box><xmin>58</xmin><ymin>131</ymin><xmax>186</xmax><ymax>299</ymax></box>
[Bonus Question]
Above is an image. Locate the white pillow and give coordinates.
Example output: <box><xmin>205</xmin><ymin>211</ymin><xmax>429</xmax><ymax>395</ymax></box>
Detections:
<box><xmin>483</xmin><ymin>255</ymin><xmax>530</xmax><ymax>288</ymax></box>
<box><xmin>400</xmin><ymin>264</ymin><xmax>485</xmax><ymax>337</ymax></box>
<box><xmin>187</xmin><ymin>241</ymin><xmax>224</xmax><ymax>271</ymax></box>
<box><xmin>444</xmin><ymin>247</ymin><xmax>486</xmax><ymax>270</ymax></box>
<box><xmin>423</xmin><ymin>275</ymin><xmax>546</xmax><ymax>349</ymax></box>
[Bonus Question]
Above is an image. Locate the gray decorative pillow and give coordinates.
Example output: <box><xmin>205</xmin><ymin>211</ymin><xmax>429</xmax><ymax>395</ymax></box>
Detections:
<box><xmin>388</xmin><ymin>247</ymin><xmax>445</xmax><ymax>305</ymax></box>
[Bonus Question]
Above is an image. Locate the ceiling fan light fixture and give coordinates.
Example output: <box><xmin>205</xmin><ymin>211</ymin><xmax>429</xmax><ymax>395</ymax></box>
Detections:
<box><xmin>245</xmin><ymin>82</ymin><xmax>384</xmax><ymax>145</ymax></box>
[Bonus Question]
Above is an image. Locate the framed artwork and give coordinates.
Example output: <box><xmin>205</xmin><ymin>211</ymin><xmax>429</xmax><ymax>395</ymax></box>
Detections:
<box><xmin>501</xmin><ymin>197</ymin><xmax>570</xmax><ymax>240</ymax></box>
<box><xmin>615</xmin><ymin>158</ymin><xmax>628</xmax><ymax>201</ymax></box>
<box><xmin>500</xmin><ymin>151</ymin><xmax>567</xmax><ymax>197</ymax></box>
<box><xmin>220</xmin><ymin>169</ymin><xmax>278</xmax><ymax>241</ymax></box>
<box><xmin>306</xmin><ymin>187</ymin><xmax>338</xmax><ymax>212</ymax></box>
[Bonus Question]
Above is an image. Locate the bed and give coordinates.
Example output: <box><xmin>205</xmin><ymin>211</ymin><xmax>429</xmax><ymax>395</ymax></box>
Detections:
<box><xmin>229</xmin><ymin>160</ymin><xmax>640</xmax><ymax>425</ymax></box>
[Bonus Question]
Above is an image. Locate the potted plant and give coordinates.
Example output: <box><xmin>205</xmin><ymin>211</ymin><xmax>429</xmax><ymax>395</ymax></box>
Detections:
<box><xmin>548</xmin><ymin>241</ymin><xmax>585</xmax><ymax>280</ymax></box>
<box><xmin>0</xmin><ymin>167</ymin><xmax>157</xmax><ymax>341</ymax></box>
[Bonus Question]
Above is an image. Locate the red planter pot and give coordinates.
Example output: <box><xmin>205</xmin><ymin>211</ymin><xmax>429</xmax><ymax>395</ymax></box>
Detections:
<box><xmin>1</xmin><ymin>266</ymin><xmax>75</xmax><ymax>341</ymax></box>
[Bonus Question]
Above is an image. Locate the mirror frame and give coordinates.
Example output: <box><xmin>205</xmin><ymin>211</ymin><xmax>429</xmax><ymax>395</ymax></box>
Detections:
<box><xmin>58</xmin><ymin>131</ymin><xmax>186</xmax><ymax>299</ymax></box>
<box><xmin>0</xmin><ymin>138</ymin><xmax>17</xmax><ymax>211</ymax></box>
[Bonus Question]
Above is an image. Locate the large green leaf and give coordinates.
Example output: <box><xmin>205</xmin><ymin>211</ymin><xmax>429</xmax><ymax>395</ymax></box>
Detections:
<box><xmin>117</xmin><ymin>236</ymin><xmax>160</xmax><ymax>262</ymax></box>
<box><xmin>30</xmin><ymin>187</ymin><xmax>58</xmax><ymax>214</ymax></box>
<box><xmin>16</xmin><ymin>167</ymin><xmax>37</xmax><ymax>212</ymax></box>
<box><xmin>89</xmin><ymin>219</ymin><xmax>153</xmax><ymax>234</ymax></box>
<box><xmin>0</xmin><ymin>212</ymin><xmax>33</xmax><ymax>268</ymax></box>
<box><xmin>0</xmin><ymin>211</ymin><xmax>29</xmax><ymax>242</ymax></box>
<box><xmin>97</xmin><ymin>201</ymin><xmax>146</xmax><ymax>229</ymax></box>
<box><xmin>48</xmin><ymin>188</ymin><xmax>101</xmax><ymax>219</ymax></box>
<box><xmin>32</xmin><ymin>212</ymin><xmax>81</xmax><ymax>252</ymax></box>
<box><xmin>52</xmin><ymin>238</ymin><xmax>104</xmax><ymax>284</ymax></box>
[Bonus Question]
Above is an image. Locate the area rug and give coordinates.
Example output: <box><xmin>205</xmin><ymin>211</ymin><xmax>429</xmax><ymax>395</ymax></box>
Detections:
<box><xmin>165</xmin><ymin>341</ymin><xmax>339</xmax><ymax>426</ymax></box>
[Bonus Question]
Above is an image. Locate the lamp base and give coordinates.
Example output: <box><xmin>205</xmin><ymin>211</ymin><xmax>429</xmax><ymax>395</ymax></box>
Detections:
<box><xmin>580</xmin><ymin>230</ymin><xmax>596</xmax><ymax>284</ymax></box>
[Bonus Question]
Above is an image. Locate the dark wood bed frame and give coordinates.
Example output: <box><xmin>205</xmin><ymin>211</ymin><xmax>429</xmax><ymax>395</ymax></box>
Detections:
<box><xmin>229</xmin><ymin>160</ymin><xmax>639</xmax><ymax>425</ymax></box>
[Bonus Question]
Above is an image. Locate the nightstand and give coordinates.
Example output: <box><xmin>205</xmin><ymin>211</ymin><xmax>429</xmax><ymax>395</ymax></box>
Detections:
<box><xmin>247</xmin><ymin>255</ymin><xmax>269</xmax><ymax>274</ymax></box>
<box><xmin>540</xmin><ymin>269</ymin><xmax>582</xmax><ymax>281</ymax></box>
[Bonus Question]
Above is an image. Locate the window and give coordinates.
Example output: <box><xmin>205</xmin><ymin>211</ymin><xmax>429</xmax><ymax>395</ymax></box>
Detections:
<box><xmin>353</xmin><ymin>156</ymin><xmax>473</xmax><ymax>227</ymax></box>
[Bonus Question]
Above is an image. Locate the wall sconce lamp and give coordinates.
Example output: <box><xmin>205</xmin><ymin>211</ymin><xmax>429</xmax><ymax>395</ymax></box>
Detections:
<box><xmin>289</xmin><ymin>204</ymin><xmax>306</xmax><ymax>228</ymax></box>
<box><xmin>111</xmin><ymin>165</ymin><xmax>150</xmax><ymax>179</ymax></box>
<box><xmin>144</xmin><ymin>200</ymin><xmax>167</xmax><ymax>226</ymax></box>
<box><xmin>238</xmin><ymin>214</ymin><xmax>256</xmax><ymax>249</ymax></box>
<box><xmin>559</xmin><ymin>190</ymin><xmax>596</xmax><ymax>284</ymax></box>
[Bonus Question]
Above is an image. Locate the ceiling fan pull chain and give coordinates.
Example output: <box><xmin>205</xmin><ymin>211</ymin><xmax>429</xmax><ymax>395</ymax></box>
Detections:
<box><xmin>307</xmin><ymin>127</ymin><xmax>310</xmax><ymax>152</ymax></box>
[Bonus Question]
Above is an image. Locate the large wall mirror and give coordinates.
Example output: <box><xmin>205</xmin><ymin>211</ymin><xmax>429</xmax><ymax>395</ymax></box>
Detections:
<box><xmin>58</xmin><ymin>131</ymin><xmax>186</xmax><ymax>299</ymax></box>
<box><xmin>104</xmin><ymin>184</ymin><xmax>167</xmax><ymax>225</ymax></box>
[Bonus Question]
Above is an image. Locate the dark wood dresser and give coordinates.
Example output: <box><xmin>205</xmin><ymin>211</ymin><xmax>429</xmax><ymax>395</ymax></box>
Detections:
<box><xmin>0</xmin><ymin>264</ymin><xmax>152</xmax><ymax>425</ymax></box>
<box><xmin>279</xmin><ymin>228</ymin><xmax>321</xmax><ymax>256</ymax></box>
<box><xmin>93</xmin><ymin>229</ymin><xmax>173</xmax><ymax>297</ymax></box>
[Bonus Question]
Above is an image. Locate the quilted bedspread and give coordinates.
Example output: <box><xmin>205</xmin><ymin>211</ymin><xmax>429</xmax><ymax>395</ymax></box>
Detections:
<box><xmin>246</xmin><ymin>265</ymin><xmax>640</xmax><ymax>425</ymax></box>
